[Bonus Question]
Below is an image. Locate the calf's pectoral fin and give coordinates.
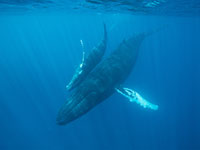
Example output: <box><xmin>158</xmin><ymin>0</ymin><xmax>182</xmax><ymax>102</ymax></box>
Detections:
<box><xmin>66</xmin><ymin>40</ymin><xmax>86</xmax><ymax>91</ymax></box>
<box><xmin>115</xmin><ymin>86</ymin><xmax>158</xmax><ymax>110</ymax></box>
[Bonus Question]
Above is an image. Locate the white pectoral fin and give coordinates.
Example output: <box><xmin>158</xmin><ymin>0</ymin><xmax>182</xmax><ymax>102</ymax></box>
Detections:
<box><xmin>80</xmin><ymin>39</ymin><xmax>85</xmax><ymax>68</ymax></box>
<box><xmin>66</xmin><ymin>40</ymin><xmax>85</xmax><ymax>90</ymax></box>
<box><xmin>115</xmin><ymin>87</ymin><xmax>158</xmax><ymax>110</ymax></box>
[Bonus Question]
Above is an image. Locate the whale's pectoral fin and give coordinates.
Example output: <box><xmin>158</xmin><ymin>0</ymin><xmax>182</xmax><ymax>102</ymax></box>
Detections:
<box><xmin>115</xmin><ymin>87</ymin><xmax>158</xmax><ymax>110</ymax></box>
<box><xmin>66</xmin><ymin>40</ymin><xmax>86</xmax><ymax>91</ymax></box>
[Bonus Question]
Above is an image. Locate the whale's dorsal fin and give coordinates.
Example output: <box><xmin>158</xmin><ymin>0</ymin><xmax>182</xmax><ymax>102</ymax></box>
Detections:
<box><xmin>115</xmin><ymin>86</ymin><xmax>158</xmax><ymax>110</ymax></box>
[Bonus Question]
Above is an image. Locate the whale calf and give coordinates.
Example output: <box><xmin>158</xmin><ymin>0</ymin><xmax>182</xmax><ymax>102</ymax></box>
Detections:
<box><xmin>66</xmin><ymin>24</ymin><xmax>107</xmax><ymax>91</ymax></box>
<box><xmin>57</xmin><ymin>26</ymin><xmax>158</xmax><ymax>125</ymax></box>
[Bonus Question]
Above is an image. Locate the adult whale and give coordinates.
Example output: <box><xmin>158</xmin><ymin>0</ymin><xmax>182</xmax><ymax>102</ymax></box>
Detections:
<box><xmin>57</xmin><ymin>27</ymin><xmax>158</xmax><ymax>125</ymax></box>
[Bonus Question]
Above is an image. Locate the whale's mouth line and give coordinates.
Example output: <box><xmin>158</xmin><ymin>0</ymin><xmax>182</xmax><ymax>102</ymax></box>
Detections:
<box><xmin>56</xmin><ymin>90</ymin><xmax>95</xmax><ymax>125</ymax></box>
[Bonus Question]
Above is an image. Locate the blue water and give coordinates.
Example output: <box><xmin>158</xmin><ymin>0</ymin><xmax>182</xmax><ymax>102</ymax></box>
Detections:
<box><xmin>0</xmin><ymin>1</ymin><xmax>200</xmax><ymax>150</ymax></box>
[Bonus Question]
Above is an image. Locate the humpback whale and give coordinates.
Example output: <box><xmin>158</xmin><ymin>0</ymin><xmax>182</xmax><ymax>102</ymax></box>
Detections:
<box><xmin>57</xmin><ymin>26</ymin><xmax>158</xmax><ymax>125</ymax></box>
<box><xmin>66</xmin><ymin>24</ymin><xmax>107</xmax><ymax>91</ymax></box>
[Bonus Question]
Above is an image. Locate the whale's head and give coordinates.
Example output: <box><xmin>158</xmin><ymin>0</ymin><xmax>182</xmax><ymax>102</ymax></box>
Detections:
<box><xmin>56</xmin><ymin>97</ymin><xmax>76</xmax><ymax>125</ymax></box>
<box><xmin>56</xmin><ymin>85</ymin><xmax>103</xmax><ymax>125</ymax></box>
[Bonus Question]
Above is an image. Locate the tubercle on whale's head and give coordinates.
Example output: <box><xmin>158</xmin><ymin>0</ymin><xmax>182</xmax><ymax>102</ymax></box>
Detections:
<box><xmin>56</xmin><ymin>94</ymin><xmax>80</xmax><ymax>125</ymax></box>
<box><xmin>56</xmin><ymin>109</ymin><xmax>80</xmax><ymax>126</ymax></box>
<box><xmin>56</xmin><ymin>87</ymin><xmax>100</xmax><ymax>125</ymax></box>
<box><xmin>56</xmin><ymin>96</ymin><xmax>81</xmax><ymax>125</ymax></box>
<box><xmin>56</xmin><ymin>107</ymin><xmax>71</xmax><ymax>125</ymax></box>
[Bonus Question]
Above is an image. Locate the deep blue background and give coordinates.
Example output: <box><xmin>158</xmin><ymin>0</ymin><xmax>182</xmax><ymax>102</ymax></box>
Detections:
<box><xmin>0</xmin><ymin>13</ymin><xmax>200</xmax><ymax>150</ymax></box>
